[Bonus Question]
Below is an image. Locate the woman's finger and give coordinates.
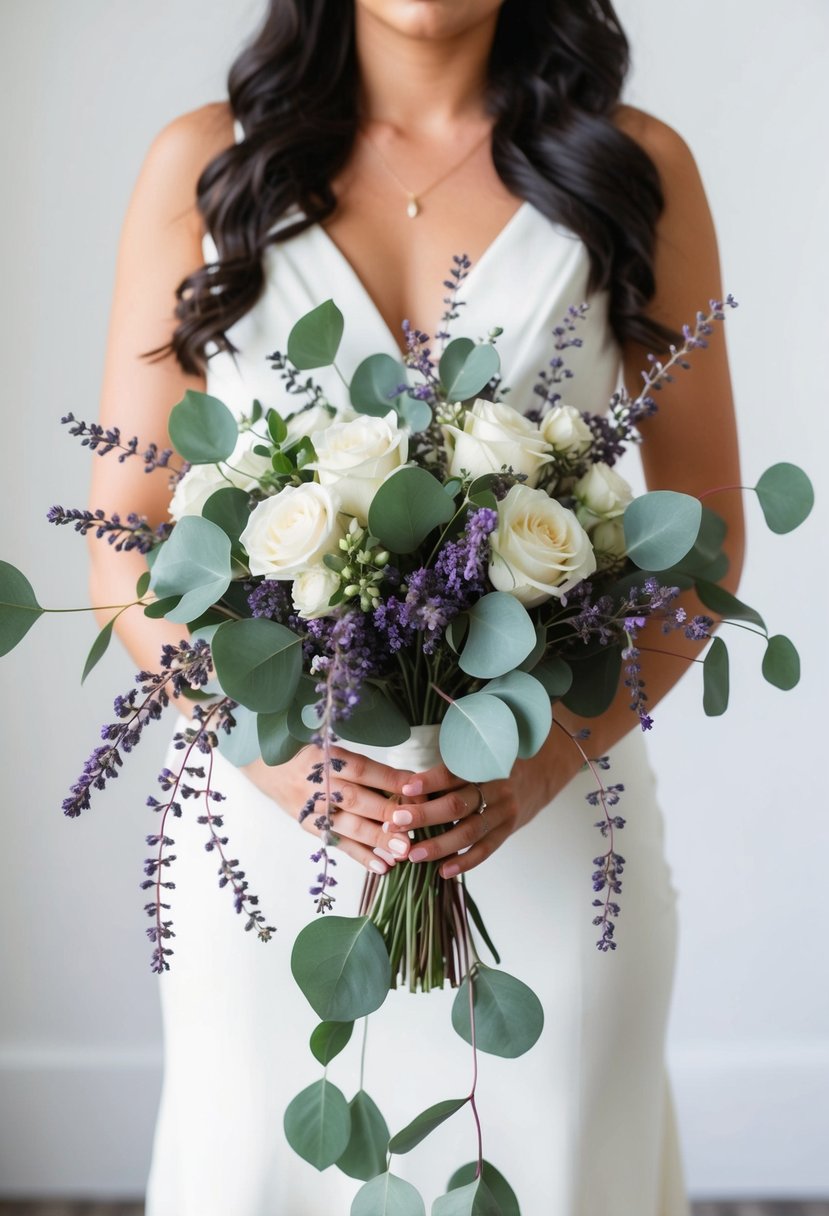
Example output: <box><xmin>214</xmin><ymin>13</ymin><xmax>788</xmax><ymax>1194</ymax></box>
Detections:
<box><xmin>300</xmin><ymin>808</ymin><xmax>393</xmax><ymax>875</ymax></box>
<box><xmin>329</xmin><ymin>746</ymin><xmax>419</xmax><ymax>798</ymax></box>
<box><xmin>383</xmin><ymin>781</ymin><xmax>496</xmax><ymax>832</ymax></box>
<box><xmin>405</xmin><ymin>802</ymin><xmax>500</xmax><ymax>866</ymax></box>
<box><xmin>437</xmin><ymin>820</ymin><xmax>512</xmax><ymax>879</ymax></box>
<box><xmin>398</xmin><ymin>761</ymin><xmax>466</xmax><ymax>799</ymax></box>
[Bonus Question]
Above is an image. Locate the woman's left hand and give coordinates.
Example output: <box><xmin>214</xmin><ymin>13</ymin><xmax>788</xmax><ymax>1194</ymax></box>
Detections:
<box><xmin>376</xmin><ymin>738</ymin><xmax>580</xmax><ymax>879</ymax></box>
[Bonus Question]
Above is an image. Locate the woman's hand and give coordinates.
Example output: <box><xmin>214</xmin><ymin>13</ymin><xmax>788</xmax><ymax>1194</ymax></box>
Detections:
<box><xmin>242</xmin><ymin>744</ymin><xmax>420</xmax><ymax>875</ymax></box>
<box><xmin>380</xmin><ymin>730</ymin><xmax>585</xmax><ymax>879</ymax></box>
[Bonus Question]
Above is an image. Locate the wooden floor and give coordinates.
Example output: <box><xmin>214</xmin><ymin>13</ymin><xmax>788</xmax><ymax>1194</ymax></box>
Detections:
<box><xmin>2</xmin><ymin>1202</ymin><xmax>828</xmax><ymax>1214</ymax></box>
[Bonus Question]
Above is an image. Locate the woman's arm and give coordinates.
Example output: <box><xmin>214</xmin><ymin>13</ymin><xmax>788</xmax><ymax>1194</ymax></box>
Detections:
<box><xmin>389</xmin><ymin>111</ymin><xmax>746</xmax><ymax>878</ymax></box>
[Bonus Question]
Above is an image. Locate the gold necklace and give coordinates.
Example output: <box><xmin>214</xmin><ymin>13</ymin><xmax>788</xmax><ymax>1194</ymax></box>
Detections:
<box><xmin>358</xmin><ymin>124</ymin><xmax>492</xmax><ymax>218</ymax></box>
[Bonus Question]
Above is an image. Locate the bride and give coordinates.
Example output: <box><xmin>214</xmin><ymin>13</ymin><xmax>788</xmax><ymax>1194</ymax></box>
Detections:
<box><xmin>89</xmin><ymin>1</ymin><xmax>743</xmax><ymax>1212</ymax></box>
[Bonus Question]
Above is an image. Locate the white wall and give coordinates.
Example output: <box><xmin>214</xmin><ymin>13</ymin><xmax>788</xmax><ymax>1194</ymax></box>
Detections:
<box><xmin>1</xmin><ymin>0</ymin><xmax>826</xmax><ymax>1200</ymax></box>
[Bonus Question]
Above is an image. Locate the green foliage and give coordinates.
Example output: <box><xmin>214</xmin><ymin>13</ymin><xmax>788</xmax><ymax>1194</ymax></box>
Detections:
<box><xmin>694</xmin><ymin>579</ymin><xmax>766</xmax><ymax>632</ymax></box>
<box><xmin>482</xmin><ymin>671</ymin><xmax>552</xmax><ymax>759</ymax></box>
<box><xmin>168</xmin><ymin>390</ymin><xmax>238</xmax><ymax>464</ymax></box>
<box><xmin>80</xmin><ymin>615</ymin><xmax>116</xmax><ymax>683</ymax></box>
<box><xmin>291</xmin><ymin>916</ymin><xmax>391</xmax><ymax>1021</ymax></box>
<box><xmin>336</xmin><ymin>1089</ymin><xmax>390</xmax><ymax>1181</ymax></box>
<box><xmin>459</xmin><ymin>592</ymin><xmax>536</xmax><ymax>679</ymax></box>
<box><xmin>287</xmin><ymin>299</ymin><xmax>344</xmax><ymax>369</ymax></box>
<box><xmin>703</xmin><ymin>636</ymin><xmax>729</xmax><ymax>716</ymax></box>
<box><xmin>283</xmin><ymin>1078</ymin><xmax>351</xmax><ymax>1170</ymax></box>
<box><xmin>350</xmin><ymin>353</ymin><xmax>406</xmax><ymax>416</ymax></box>
<box><xmin>216</xmin><ymin>704</ymin><xmax>261</xmax><ymax>767</ymax></box>
<box><xmin>211</xmin><ymin>618</ymin><xmax>302</xmax><ymax>714</ymax></box>
<box><xmin>202</xmin><ymin>487</ymin><xmax>252</xmax><ymax>546</ymax></box>
<box><xmin>351</xmin><ymin>1172</ymin><xmax>426</xmax><ymax>1216</ymax></box>
<box><xmin>439</xmin><ymin>693</ymin><xmax>519</xmax><ymax>782</ymax></box>
<box><xmin>257</xmin><ymin>708</ymin><xmax>303</xmax><ymax>766</ymax></box>
<box><xmin>452</xmin><ymin>963</ymin><xmax>544</xmax><ymax>1058</ymax></box>
<box><xmin>388</xmin><ymin>1097</ymin><xmax>469</xmax><ymax>1155</ymax></box>
<box><xmin>447</xmin><ymin>1161</ymin><xmax>520</xmax><ymax>1215</ymax></box>
<box><xmin>560</xmin><ymin>646</ymin><xmax>621</xmax><ymax>717</ymax></box>
<box><xmin>0</xmin><ymin>562</ymin><xmax>43</xmax><ymax>656</ymax></box>
<box><xmin>762</xmin><ymin>634</ymin><xmax>800</xmax><ymax>689</ymax></box>
<box><xmin>368</xmin><ymin>467</ymin><xmax>455</xmax><ymax>554</ymax></box>
<box><xmin>309</xmin><ymin>1020</ymin><xmax>354</xmax><ymax>1067</ymax></box>
<box><xmin>287</xmin><ymin>675</ymin><xmax>319</xmax><ymax>743</ymax></box>
<box><xmin>439</xmin><ymin>338</ymin><xmax>500</xmax><ymax>401</ymax></box>
<box><xmin>754</xmin><ymin>463</ymin><xmax>814</xmax><ymax>533</ymax></box>
<box><xmin>320</xmin><ymin>684</ymin><xmax>411</xmax><ymax>748</ymax></box>
<box><xmin>433</xmin><ymin>1179</ymin><xmax>502</xmax><ymax>1216</ymax></box>
<box><xmin>530</xmin><ymin>656</ymin><xmax>573</xmax><ymax>698</ymax></box>
<box><xmin>147</xmin><ymin>516</ymin><xmax>232</xmax><ymax>623</ymax></box>
<box><xmin>623</xmin><ymin>490</ymin><xmax>702</xmax><ymax>570</ymax></box>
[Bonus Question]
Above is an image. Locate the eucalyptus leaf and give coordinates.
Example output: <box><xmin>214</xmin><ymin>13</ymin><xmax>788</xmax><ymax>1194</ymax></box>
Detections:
<box><xmin>399</xmin><ymin>397</ymin><xmax>433</xmax><ymax>433</ymax></box>
<box><xmin>336</xmin><ymin>1089</ymin><xmax>390</xmax><ymax>1181</ymax></box>
<box><xmin>623</xmin><ymin>491</ymin><xmax>702</xmax><ymax>570</ymax></box>
<box><xmin>258</xmin><ymin>708</ymin><xmax>303</xmax><ymax>766</ymax></box>
<box><xmin>459</xmin><ymin>592</ymin><xmax>536</xmax><ymax>678</ymax></box>
<box><xmin>0</xmin><ymin>561</ymin><xmax>43</xmax><ymax>656</ymax></box>
<box><xmin>309</xmin><ymin>1020</ymin><xmax>354</xmax><ymax>1067</ymax></box>
<box><xmin>291</xmin><ymin>916</ymin><xmax>391</xmax><ymax>1021</ymax></box>
<box><xmin>143</xmin><ymin>595</ymin><xmax>182</xmax><ymax>620</ymax></box>
<box><xmin>530</xmin><ymin>656</ymin><xmax>573</xmax><ymax>698</ymax></box>
<box><xmin>517</xmin><ymin>625</ymin><xmax>547</xmax><ymax>673</ymax></box>
<box><xmin>322</xmin><ymin>685</ymin><xmax>411</xmax><ymax>748</ymax></box>
<box><xmin>352</xmin><ymin>1172</ymin><xmax>426</xmax><ymax>1216</ymax></box>
<box><xmin>452</xmin><ymin>963</ymin><xmax>544</xmax><ymax>1058</ymax></box>
<box><xmin>288</xmin><ymin>299</ymin><xmax>345</xmax><ymax>370</ymax></box>
<box><xmin>147</xmin><ymin>516</ymin><xmax>232</xmax><ymax>623</ymax></box>
<box><xmin>79</xmin><ymin>616</ymin><xmax>116</xmax><ymax>683</ymax></box>
<box><xmin>762</xmin><ymin>634</ymin><xmax>800</xmax><ymax>690</ymax></box>
<box><xmin>283</xmin><ymin>1078</ymin><xmax>351</xmax><ymax>1171</ymax></box>
<box><xmin>703</xmin><ymin>636</ymin><xmax>729</xmax><ymax>716</ymax></box>
<box><xmin>483</xmin><ymin>671</ymin><xmax>552</xmax><ymax>759</ymax></box>
<box><xmin>433</xmin><ymin>1179</ymin><xmax>501</xmax><ymax>1216</ymax></box>
<box><xmin>672</xmin><ymin>505</ymin><xmax>728</xmax><ymax>575</ymax></box>
<box><xmin>368</xmin><ymin>466</ymin><xmax>455</xmax><ymax>554</ymax></box>
<box><xmin>216</xmin><ymin>703</ymin><xmax>262</xmax><ymax>767</ymax></box>
<box><xmin>694</xmin><ymin>579</ymin><xmax>766</xmax><ymax>633</ymax></box>
<box><xmin>561</xmin><ymin>647</ymin><xmax>621</xmax><ymax>717</ymax></box>
<box><xmin>135</xmin><ymin>570</ymin><xmax>151</xmax><ymax>598</ymax></box>
<box><xmin>447</xmin><ymin>1161</ymin><xmax>520</xmax><ymax>1215</ymax></box>
<box><xmin>168</xmin><ymin>390</ymin><xmax>238</xmax><ymax>464</ymax></box>
<box><xmin>211</xmin><ymin>618</ymin><xmax>302</xmax><ymax>714</ymax></box>
<box><xmin>350</xmin><ymin>353</ymin><xmax>406</xmax><ymax>416</ymax></box>
<box><xmin>754</xmin><ymin>463</ymin><xmax>814</xmax><ymax>533</ymax></box>
<box><xmin>439</xmin><ymin>338</ymin><xmax>500</xmax><ymax>401</ymax></box>
<box><xmin>288</xmin><ymin>676</ymin><xmax>320</xmax><ymax>742</ymax></box>
<box><xmin>267</xmin><ymin>409</ymin><xmax>288</xmax><ymax>445</ymax></box>
<box><xmin>388</xmin><ymin>1097</ymin><xmax>468</xmax><ymax>1155</ymax></box>
<box><xmin>439</xmin><ymin>693</ymin><xmax>519</xmax><ymax>782</ymax></box>
<box><xmin>202</xmin><ymin>487</ymin><xmax>252</xmax><ymax>545</ymax></box>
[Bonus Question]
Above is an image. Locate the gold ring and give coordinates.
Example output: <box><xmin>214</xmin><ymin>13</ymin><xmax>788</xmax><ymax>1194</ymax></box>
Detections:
<box><xmin>470</xmin><ymin>782</ymin><xmax>487</xmax><ymax>815</ymax></box>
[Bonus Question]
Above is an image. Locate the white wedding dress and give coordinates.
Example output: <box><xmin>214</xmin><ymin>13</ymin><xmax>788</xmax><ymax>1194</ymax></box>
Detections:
<box><xmin>144</xmin><ymin>119</ymin><xmax>690</xmax><ymax>1216</ymax></box>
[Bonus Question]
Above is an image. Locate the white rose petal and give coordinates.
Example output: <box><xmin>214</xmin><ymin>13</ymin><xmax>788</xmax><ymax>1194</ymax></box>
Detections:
<box><xmin>240</xmin><ymin>482</ymin><xmax>345</xmax><ymax>579</ymax></box>
<box><xmin>488</xmin><ymin>483</ymin><xmax>596</xmax><ymax>607</ymax></box>
<box><xmin>309</xmin><ymin>410</ymin><xmax>409</xmax><ymax>522</ymax></box>
<box><xmin>284</xmin><ymin>404</ymin><xmax>342</xmax><ymax>442</ymax></box>
<box><xmin>168</xmin><ymin>439</ymin><xmax>271</xmax><ymax>522</ymax></box>
<box><xmin>443</xmin><ymin>398</ymin><xmax>552</xmax><ymax>487</ymax></box>
<box><xmin>591</xmin><ymin>518</ymin><xmax>627</xmax><ymax>559</ymax></box>
<box><xmin>539</xmin><ymin>404</ymin><xmax>593</xmax><ymax>458</ymax></box>
<box><xmin>291</xmin><ymin>565</ymin><xmax>341</xmax><ymax>620</ymax></box>
<box><xmin>573</xmin><ymin>462</ymin><xmax>634</xmax><ymax>531</ymax></box>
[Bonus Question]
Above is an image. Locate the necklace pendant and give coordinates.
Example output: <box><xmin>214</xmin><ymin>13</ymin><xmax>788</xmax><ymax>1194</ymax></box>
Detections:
<box><xmin>406</xmin><ymin>195</ymin><xmax>420</xmax><ymax>219</ymax></box>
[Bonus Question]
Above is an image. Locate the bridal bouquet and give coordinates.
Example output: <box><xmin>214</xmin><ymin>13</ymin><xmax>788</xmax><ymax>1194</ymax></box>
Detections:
<box><xmin>0</xmin><ymin>263</ymin><xmax>812</xmax><ymax>1213</ymax></box>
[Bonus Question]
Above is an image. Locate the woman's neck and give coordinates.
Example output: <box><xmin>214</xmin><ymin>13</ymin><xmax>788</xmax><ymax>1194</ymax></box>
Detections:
<box><xmin>353</xmin><ymin>4</ymin><xmax>499</xmax><ymax>135</ymax></box>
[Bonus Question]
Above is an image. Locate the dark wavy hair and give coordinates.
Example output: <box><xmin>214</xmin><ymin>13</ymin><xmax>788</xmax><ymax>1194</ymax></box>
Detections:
<box><xmin>147</xmin><ymin>0</ymin><xmax>682</xmax><ymax>376</ymax></box>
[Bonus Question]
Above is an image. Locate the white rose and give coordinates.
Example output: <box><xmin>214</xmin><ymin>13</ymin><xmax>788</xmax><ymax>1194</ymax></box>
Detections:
<box><xmin>284</xmin><ymin>404</ymin><xmax>341</xmax><ymax>442</ymax></box>
<box><xmin>168</xmin><ymin>439</ymin><xmax>271</xmax><ymax>522</ymax></box>
<box><xmin>291</xmin><ymin>565</ymin><xmax>340</xmax><ymax>619</ymax></box>
<box><xmin>591</xmin><ymin>518</ymin><xmax>627</xmax><ymax>565</ymax></box>
<box><xmin>240</xmin><ymin>482</ymin><xmax>345</xmax><ymax>579</ymax></box>
<box><xmin>308</xmin><ymin>410</ymin><xmax>408</xmax><ymax>522</ymax></box>
<box><xmin>539</xmin><ymin>404</ymin><xmax>593</xmax><ymax>458</ymax></box>
<box><xmin>573</xmin><ymin>462</ymin><xmax>634</xmax><ymax>531</ymax></box>
<box><xmin>488</xmin><ymin>483</ymin><xmax>596</xmax><ymax>607</ymax></box>
<box><xmin>443</xmin><ymin>398</ymin><xmax>552</xmax><ymax>487</ymax></box>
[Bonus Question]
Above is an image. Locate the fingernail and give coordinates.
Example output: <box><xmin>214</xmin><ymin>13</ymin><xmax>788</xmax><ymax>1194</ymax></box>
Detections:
<box><xmin>409</xmin><ymin>846</ymin><xmax>428</xmax><ymax>863</ymax></box>
<box><xmin>382</xmin><ymin>822</ymin><xmax>390</xmax><ymax>834</ymax></box>
<box><xmin>369</xmin><ymin>858</ymin><xmax>387</xmax><ymax>873</ymax></box>
<box><xmin>392</xmin><ymin>808</ymin><xmax>413</xmax><ymax>826</ymax></box>
<box><xmin>387</xmin><ymin>836</ymin><xmax>408</xmax><ymax>857</ymax></box>
<box><xmin>442</xmin><ymin>863</ymin><xmax>461</xmax><ymax>879</ymax></box>
<box><xmin>373</xmin><ymin>847</ymin><xmax>397</xmax><ymax>865</ymax></box>
<box><xmin>401</xmin><ymin>779</ymin><xmax>423</xmax><ymax>796</ymax></box>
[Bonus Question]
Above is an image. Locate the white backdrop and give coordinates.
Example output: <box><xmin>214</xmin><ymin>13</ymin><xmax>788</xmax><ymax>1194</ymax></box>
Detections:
<box><xmin>1</xmin><ymin>0</ymin><xmax>826</xmax><ymax>1200</ymax></box>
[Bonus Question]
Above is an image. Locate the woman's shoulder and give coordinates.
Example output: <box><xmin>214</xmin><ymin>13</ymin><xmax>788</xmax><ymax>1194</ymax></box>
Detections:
<box><xmin>136</xmin><ymin>101</ymin><xmax>236</xmax><ymax>240</ymax></box>
<box><xmin>611</xmin><ymin>104</ymin><xmax>701</xmax><ymax>185</ymax></box>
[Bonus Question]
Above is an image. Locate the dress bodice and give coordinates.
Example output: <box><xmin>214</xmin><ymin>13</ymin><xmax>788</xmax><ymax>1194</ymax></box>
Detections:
<box><xmin>201</xmin><ymin>120</ymin><xmax>622</xmax><ymax>421</ymax></box>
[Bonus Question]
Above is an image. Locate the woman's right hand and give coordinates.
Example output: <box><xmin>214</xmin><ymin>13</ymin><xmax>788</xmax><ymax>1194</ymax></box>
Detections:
<box><xmin>242</xmin><ymin>744</ymin><xmax>417</xmax><ymax>874</ymax></box>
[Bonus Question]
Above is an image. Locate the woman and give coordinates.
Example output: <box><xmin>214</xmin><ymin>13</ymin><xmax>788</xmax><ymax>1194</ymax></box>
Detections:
<box><xmin>89</xmin><ymin>1</ymin><xmax>744</xmax><ymax>1212</ymax></box>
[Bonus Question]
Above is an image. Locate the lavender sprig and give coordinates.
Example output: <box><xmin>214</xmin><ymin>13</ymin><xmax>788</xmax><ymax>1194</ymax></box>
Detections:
<box><xmin>435</xmin><ymin>253</ymin><xmax>472</xmax><ymax>347</ymax></box>
<box><xmin>60</xmin><ymin>413</ymin><xmax>178</xmax><ymax>474</ymax></box>
<box><xmin>46</xmin><ymin>505</ymin><xmax>172</xmax><ymax>554</ymax></box>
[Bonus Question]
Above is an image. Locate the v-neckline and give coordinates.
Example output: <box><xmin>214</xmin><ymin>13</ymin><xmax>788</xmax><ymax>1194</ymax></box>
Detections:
<box><xmin>311</xmin><ymin>199</ymin><xmax>534</xmax><ymax>359</ymax></box>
